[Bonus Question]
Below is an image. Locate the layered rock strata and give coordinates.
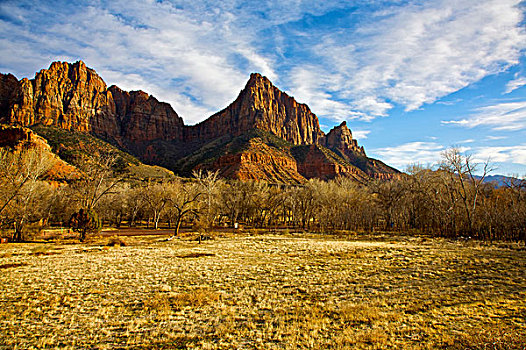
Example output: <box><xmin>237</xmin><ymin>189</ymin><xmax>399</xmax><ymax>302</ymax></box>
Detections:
<box><xmin>185</xmin><ymin>73</ymin><xmax>324</xmax><ymax>145</ymax></box>
<box><xmin>0</xmin><ymin>60</ymin><xmax>399</xmax><ymax>182</ymax></box>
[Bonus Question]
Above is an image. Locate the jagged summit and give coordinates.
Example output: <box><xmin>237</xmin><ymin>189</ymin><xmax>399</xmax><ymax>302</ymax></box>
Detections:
<box><xmin>185</xmin><ymin>71</ymin><xmax>324</xmax><ymax>145</ymax></box>
<box><xmin>0</xmin><ymin>60</ymin><xmax>399</xmax><ymax>182</ymax></box>
<box><xmin>323</xmin><ymin>120</ymin><xmax>366</xmax><ymax>157</ymax></box>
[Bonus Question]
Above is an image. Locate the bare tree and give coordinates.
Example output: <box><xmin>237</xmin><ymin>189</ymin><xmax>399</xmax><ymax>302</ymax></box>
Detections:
<box><xmin>125</xmin><ymin>185</ymin><xmax>146</xmax><ymax>227</ymax></box>
<box><xmin>69</xmin><ymin>150</ymin><xmax>126</xmax><ymax>241</ymax></box>
<box><xmin>141</xmin><ymin>181</ymin><xmax>172</xmax><ymax>230</ymax></box>
<box><xmin>0</xmin><ymin>147</ymin><xmax>53</xmax><ymax>241</ymax></box>
<box><xmin>166</xmin><ymin>181</ymin><xmax>202</xmax><ymax>239</ymax></box>
<box><xmin>369</xmin><ymin>178</ymin><xmax>406</xmax><ymax>230</ymax></box>
<box><xmin>440</xmin><ymin>147</ymin><xmax>493</xmax><ymax>236</ymax></box>
<box><xmin>193</xmin><ymin>169</ymin><xmax>221</xmax><ymax>231</ymax></box>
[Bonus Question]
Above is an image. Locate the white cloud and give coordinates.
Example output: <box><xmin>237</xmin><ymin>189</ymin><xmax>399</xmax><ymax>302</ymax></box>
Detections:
<box><xmin>288</xmin><ymin>66</ymin><xmax>353</xmax><ymax>122</ymax></box>
<box><xmin>370</xmin><ymin>142</ymin><xmax>446</xmax><ymax>169</ymax></box>
<box><xmin>0</xmin><ymin>0</ymin><xmax>356</xmax><ymax>123</ymax></box>
<box><xmin>0</xmin><ymin>0</ymin><xmax>257</xmax><ymax>123</ymax></box>
<box><xmin>300</xmin><ymin>0</ymin><xmax>526</xmax><ymax>120</ymax></box>
<box><xmin>458</xmin><ymin>139</ymin><xmax>475</xmax><ymax>144</ymax></box>
<box><xmin>505</xmin><ymin>76</ymin><xmax>526</xmax><ymax>94</ymax></box>
<box><xmin>442</xmin><ymin>101</ymin><xmax>526</xmax><ymax>131</ymax></box>
<box><xmin>0</xmin><ymin>0</ymin><xmax>525</xmax><ymax>126</ymax></box>
<box><xmin>473</xmin><ymin>145</ymin><xmax>526</xmax><ymax>165</ymax></box>
<box><xmin>371</xmin><ymin>141</ymin><xmax>526</xmax><ymax>172</ymax></box>
<box><xmin>351</xmin><ymin>129</ymin><xmax>370</xmax><ymax>140</ymax></box>
<box><xmin>486</xmin><ymin>135</ymin><xmax>508</xmax><ymax>141</ymax></box>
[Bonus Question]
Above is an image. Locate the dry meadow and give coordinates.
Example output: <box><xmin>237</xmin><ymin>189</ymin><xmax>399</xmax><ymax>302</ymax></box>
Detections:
<box><xmin>0</xmin><ymin>232</ymin><xmax>525</xmax><ymax>349</ymax></box>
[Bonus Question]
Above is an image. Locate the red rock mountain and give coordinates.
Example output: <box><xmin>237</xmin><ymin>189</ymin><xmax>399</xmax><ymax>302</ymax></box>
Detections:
<box><xmin>185</xmin><ymin>73</ymin><xmax>324</xmax><ymax>145</ymax></box>
<box><xmin>0</xmin><ymin>61</ymin><xmax>399</xmax><ymax>182</ymax></box>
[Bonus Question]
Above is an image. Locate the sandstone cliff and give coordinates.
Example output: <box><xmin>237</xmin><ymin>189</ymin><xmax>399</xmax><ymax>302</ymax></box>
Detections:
<box><xmin>322</xmin><ymin>121</ymin><xmax>365</xmax><ymax>157</ymax></box>
<box><xmin>0</xmin><ymin>61</ymin><xmax>184</xmax><ymax>147</ymax></box>
<box><xmin>1</xmin><ymin>61</ymin><xmax>117</xmax><ymax>135</ymax></box>
<box><xmin>109</xmin><ymin>85</ymin><xmax>184</xmax><ymax>144</ymax></box>
<box><xmin>185</xmin><ymin>73</ymin><xmax>324</xmax><ymax>145</ymax></box>
<box><xmin>199</xmin><ymin>140</ymin><xmax>305</xmax><ymax>184</ymax></box>
<box><xmin>0</xmin><ymin>60</ymin><xmax>399</xmax><ymax>183</ymax></box>
<box><xmin>292</xmin><ymin>145</ymin><xmax>369</xmax><ymax>182</ymax></box>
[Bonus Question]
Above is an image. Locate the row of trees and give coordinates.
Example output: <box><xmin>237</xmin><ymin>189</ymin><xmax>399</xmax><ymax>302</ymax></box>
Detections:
<box><xmin>1</xmin><ymin>146</ymin><xmax>525</xmax><ymax>242</ymax></box>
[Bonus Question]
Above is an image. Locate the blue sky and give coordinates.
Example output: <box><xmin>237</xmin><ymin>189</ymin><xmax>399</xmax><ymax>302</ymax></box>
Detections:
<box><xmin>1</xmin><ymin>0</ymin><xmax>525</xmax><ymax>175</ymax></box>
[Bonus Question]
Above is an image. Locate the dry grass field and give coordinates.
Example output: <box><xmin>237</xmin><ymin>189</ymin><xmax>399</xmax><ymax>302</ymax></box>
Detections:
<box><xmin>0</xmin><ymin>232</ymin><xmax>525</xmax><ymax>349</ymax></box>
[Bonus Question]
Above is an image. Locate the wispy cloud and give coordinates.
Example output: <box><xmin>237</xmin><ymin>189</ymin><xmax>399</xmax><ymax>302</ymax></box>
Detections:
<box><xmin>352</xmin><ymin>129</ymin><xmax>371</xmax><ymax>140</ymax></box>
<box><xmin>370</xmin><ymin>142</ymin><xmax>446</xmax><ymax>169</ymax></box>
<box><xmin>371</xmin><ymin>141</ymin><xmax>526</xmax><ymax>172</ymax></box>
<box><xmin>458</xmin><ymin>139</ymin><xmax>475</xmax><ymax>144</ymax></box>
<box><xmin>1</xmin><ymin>0</ymin><xmax>347</xmax><ymax>124</ymax></box>
<box><xmin>287</xmin><ymin>66</ymin><xmax>355</xmax><ymax>122</ymax></box>
<box><xmin>0</xmin><ymin>0</ymin><xmax>525</xmax><ymax>126</ymax></box>
<box><xmin>486</xmin><ymin>135</ymin><xmax>508</xmax><ymax>141</ymax></box>
<box><xmin>474</xmin><ymin>145</ymin><xmax>526</xmax><ymax>166</ymax></box>
<box><xmin>442</xmin><ymin>101</ymin><xmax>526</xmax><ymax>131</ymax></box>
<box><xmin>505</xmin><ymin>76</ymin><xmax>526</xmax><ymax>94</ymax></box>
<box><xmin>291</xmin><ymin>0</ymin><xmax>526</xmax><ymax>121</ymax></box>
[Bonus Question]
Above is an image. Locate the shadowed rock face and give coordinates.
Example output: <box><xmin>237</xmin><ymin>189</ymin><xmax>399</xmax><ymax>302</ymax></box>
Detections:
<box><xmin>109</xmin><ymin>85</ymin><xmax>184</xmax><ymax>144</ymax></box>
<box><xmin>0</xmin><ymin>61</ymin><xmax>399</xmax><ymax>182</ymax></box>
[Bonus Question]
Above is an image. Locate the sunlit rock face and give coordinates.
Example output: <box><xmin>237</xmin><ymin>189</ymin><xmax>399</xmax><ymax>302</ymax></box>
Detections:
<box><xmin>184</xmin><ymin>73</ymin><xmax>324</xmax><ymax>145</ymax></box>
<box><xmin>0</xmin><ymin>61</ymin><xmax>399</xmax><ymax>182</ymax></box>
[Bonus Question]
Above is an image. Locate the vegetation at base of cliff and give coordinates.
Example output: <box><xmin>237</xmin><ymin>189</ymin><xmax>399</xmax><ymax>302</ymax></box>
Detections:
<box><xmin>318</xmin><ymin>144</ymin><xmax>351</xmax><ymax>166</ymax></box>
<box><xmin>175</xmin><ymin>129</ymin><xmax>296</xmax><ymax>177</ymax></box>
<box><xmin>2</xmin><ymin>144</ymin><xmax>526</xmax><ymax>242</ymax></box>
<box><xmin>30</xmin><ymin>124</ymin><xmax>140</xmax><ymax>171</ymax></box>
<box><xmin>348</xmin><ymin>152</ymin><xmax>398</xmax><ymax>175</ymax></box>
<box><xmin>174</xmin><ymin>135</ymin><xmax>235</xmax><ymax>175</ymax></box>
<box><xmin>289</xmin><ymin>145</ymin><xmax>311</xmax><ymax>163</ymax></box>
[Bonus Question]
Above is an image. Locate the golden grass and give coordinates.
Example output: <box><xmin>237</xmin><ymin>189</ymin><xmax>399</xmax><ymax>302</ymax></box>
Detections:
<box><xmin>0</xmin><ymin>233</ymin><xmax>524</xmax><ymax>349</ymax></box>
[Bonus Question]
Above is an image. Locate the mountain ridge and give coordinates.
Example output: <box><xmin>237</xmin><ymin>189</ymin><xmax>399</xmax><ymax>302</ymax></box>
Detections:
<box><xmin>0</xmin><ymin>60</ymin><xmax>399</xmax><ymax>183</ymax></box>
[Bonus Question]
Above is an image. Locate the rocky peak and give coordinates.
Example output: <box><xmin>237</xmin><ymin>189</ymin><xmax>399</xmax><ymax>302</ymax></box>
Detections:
<box><xmin>0</xmin><ymin>61</ymin><xmax>399</xmax><ymax>182</ymax></box>
<box><xmin>185</xmin><ymin>73</ymin><xmax>325</xmax><ymax>145</ymax></box>
<box><xmin>0</xmin><ymin>61</ymin><xmax>185</xmax><ymax>147</ymax></box>
<box><xmin>2</xmin><ymin>60</ymin><xmax>116</xmax><ymax>133</ymax></box>
<box><xmin>323</xmin><ymin>121</ymin><xmax>365</xmax><ymax>157</ymax></box>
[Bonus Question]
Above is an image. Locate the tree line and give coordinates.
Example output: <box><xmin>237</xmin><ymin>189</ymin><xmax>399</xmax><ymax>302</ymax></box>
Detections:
<box><xmin>1</xmin><ymin>146</ymin><xmax>525</xmax><ymax>242</ymax></box>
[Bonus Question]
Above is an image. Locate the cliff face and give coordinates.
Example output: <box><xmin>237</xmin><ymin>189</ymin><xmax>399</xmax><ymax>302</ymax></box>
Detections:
<box><xmin>290</xmin><ymin>145</ymin><xmax>368</xmax><ymax>182</ymax></box>
<box><xmin>0</xmin><ymin>61</ymin><xmax>184</xmax><ymax>147</ymax></box>
<box><xmin>198</xmin><ymin>139</ymin><xmax>305</xmax><ymax>184</ymax></box>
<box><xmin>185</xmin><ymin>73</ymin><xmax>325</xmax><ymax>145</ymax></box>
<box><xmin>0</xmin><ymin>60</ymin><xmax>399</xmax><ymax>183</ymax></box>
<box><xmin>109</xmin><ymin>86</ymin><xmax>183</xmax><ymax>144</ymax></box>
<box><xmin>2</xmin><ymin>61</ymin><xmax>117</xmax><ymax>134</ymax></box>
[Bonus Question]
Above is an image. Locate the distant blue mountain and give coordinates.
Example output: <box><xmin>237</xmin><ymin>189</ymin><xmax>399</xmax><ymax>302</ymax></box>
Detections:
<box><xmin>479</xmin><ymin>175</ymin><xmax>523</xmax><ymax>187</ymax></box>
